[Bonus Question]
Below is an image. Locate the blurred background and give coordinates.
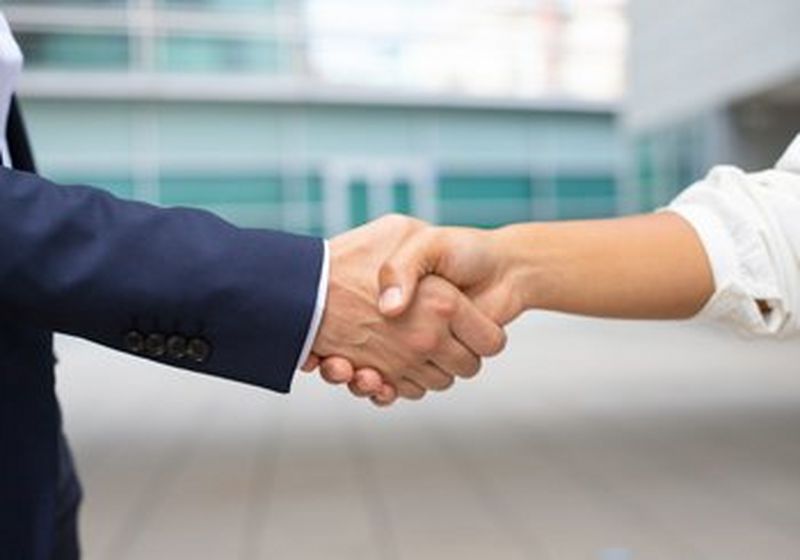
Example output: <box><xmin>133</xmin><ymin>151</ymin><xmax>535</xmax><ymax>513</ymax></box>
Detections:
<box><xmin>5</xmin><ymin>0</ymin><xmax>800</xmax><ymax>558</ymax></box>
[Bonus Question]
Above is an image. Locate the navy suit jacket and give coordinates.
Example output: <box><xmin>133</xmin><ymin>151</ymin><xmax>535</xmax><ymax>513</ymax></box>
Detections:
<box><xmin>0</xmin><ymin>98</ymin><xmax>325</xmax><ymax>559</ymax></box>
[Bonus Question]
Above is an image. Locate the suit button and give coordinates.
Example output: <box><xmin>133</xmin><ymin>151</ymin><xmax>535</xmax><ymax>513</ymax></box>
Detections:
<box><xmin>186</xmin><ymin>338</ymin><xmax>211</xmax><ymax>364</ymax></box>
<box><xmin>124</xmin><ymin>330</ymin><xmax>145</xmax><ymax>354</ymax></box>
<box><xmin>166</xmin><ymin>335</ymin><xmax>187</xmax><ymax>359</ymax></box>
<box><xmin>145</xmin><ymin>333</ymin><xmax>166</xmax><ymax>358</ymax></box>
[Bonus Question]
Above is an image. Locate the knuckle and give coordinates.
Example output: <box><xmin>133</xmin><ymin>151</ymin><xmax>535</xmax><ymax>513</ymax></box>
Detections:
<box><xmin>380</xmin><ymin>213</ymin><xmax>423</xmax><ymax>235</ymax></box>
<box><xmin>408</xmin><ymin>331</ymin><xmax>439</xmax><ymax>354</ymax></box>
<box><xmin>378</xmin><ymin>261</ymin><xmax>396</xmax><ymax>281</ymax></box>
<box><xmin>379</xmin><ymin>213</ymin><xmax>405</xmax><ymax>227</ymax></box>
<box><xmin>433</xmin><ymin>292</ymin><xmax>459</xmax><ymax>319</ymax></box>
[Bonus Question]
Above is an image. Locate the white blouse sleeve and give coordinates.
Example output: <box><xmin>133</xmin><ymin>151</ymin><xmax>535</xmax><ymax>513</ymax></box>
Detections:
<box><xmin>665</xmin><ymin>138</ymin><xmax>800</xmax><ymax>338</ymax></box>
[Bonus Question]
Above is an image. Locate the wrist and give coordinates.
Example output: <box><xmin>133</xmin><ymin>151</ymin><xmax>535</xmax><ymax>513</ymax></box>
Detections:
<box><xmin>490</xmin><ymin>223</ymin><xmax>560</xmax><ymax>313</ymax></box>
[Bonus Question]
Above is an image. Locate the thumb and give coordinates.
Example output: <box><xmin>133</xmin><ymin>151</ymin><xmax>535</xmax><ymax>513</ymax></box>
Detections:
<box><xmin>300</xmin><ymin>353</ymin><xmax>321</xmax><ymax>372</ymax></box>
<box><xmin>378</xmin><ymin>229</ymin><xmax>444</xmax><ymax>317</ymax></box>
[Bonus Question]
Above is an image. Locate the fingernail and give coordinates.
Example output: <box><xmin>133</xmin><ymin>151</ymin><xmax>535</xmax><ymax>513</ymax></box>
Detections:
<box><xmin>379</xmin><ymin>286</ymin><xmax>403</xmax><ymax>313</ymax></box>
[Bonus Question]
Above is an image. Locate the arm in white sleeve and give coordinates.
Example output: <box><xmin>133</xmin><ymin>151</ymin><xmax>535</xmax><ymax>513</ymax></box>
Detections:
<box><xmin>666</xmin><ymin>154</ymin><xmax>800</xmax><ymax>337</ymax></box>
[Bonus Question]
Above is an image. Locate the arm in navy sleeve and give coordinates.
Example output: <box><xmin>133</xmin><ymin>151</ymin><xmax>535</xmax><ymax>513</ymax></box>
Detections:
<box><xmin>0</xmin><ymin>167</ymin><xmax>324</xmax><ymax>393</ymax></box>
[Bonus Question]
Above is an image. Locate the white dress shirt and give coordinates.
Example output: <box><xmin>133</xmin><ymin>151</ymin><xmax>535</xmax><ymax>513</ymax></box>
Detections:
<box><xmin>668</xmin><ymin>134</ymin><xmax>800</xmax><ymax>338</ymax></box>
<box><xmin>296</xmin><ymin>244</ymin><xmax>329</xmax><ymax>370</ymax></box>
<box><xmin>0</xmin><ymin>12</ymin><xmax>22</xmax><ymax>168</ymax></box>
<box><xmin>0</xmin><ymin>11</ymin><xmax>328</xmax><ymax>368</ymax></box>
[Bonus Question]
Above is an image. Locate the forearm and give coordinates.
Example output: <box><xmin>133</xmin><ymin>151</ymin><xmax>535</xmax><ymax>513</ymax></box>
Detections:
<box><xmin>0</xmin><ymin>168</ymin><xmax>323</xmax><ymax>391</ymax></box>
<box><xmin>494</xmin><ymin>212</ymin><xmax>715</xmax><ymax>320</ymax></box>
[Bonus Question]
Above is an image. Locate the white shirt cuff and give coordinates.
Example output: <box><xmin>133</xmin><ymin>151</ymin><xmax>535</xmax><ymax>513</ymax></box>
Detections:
<box><xmin>294</xmin><ymin>239</ymin><xmax>330</xmax><ymax>370</ymax></box>
<box><xmin>662</xmin><ymin>204</ymin><xmax>784</xmax><ymax>335</ymax></box>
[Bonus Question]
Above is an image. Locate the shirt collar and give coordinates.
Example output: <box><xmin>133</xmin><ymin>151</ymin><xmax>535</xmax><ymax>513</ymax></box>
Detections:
<box><xmin>776</xmin><ymin>134</ymin><xmax>800</xmax><ymax>174</ymax></box>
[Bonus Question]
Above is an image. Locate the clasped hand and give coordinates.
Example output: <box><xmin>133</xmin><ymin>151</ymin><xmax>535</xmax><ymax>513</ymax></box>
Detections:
<box><xmin>303</xmin><ymin>214</ymin><xmax>523</xmax><ymax>407</ymax></box>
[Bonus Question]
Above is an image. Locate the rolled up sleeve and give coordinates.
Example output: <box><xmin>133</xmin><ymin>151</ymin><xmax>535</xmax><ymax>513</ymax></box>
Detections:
<box><xmin>665</xmin><ymin>165</ymin><xmax>800</xmax><ymax>337</ymax></box>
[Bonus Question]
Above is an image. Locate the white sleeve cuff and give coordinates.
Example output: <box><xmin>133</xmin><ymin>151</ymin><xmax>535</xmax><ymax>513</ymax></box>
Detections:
<box><xmin>294</xmin><ymin>239</ymin><xmax>330</xmax><ymax>370</ymax></box>
<box><xmin>662</xmin><ymin>203</ymin><xmax>786</xmax><ymax>336</ymax></box>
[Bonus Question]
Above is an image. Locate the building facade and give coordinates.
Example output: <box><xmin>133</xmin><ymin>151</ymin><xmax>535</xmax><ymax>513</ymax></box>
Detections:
<box><xmin>6</xmin><ymin>0</ymin><xmax>624</xmax><ymax>235</ymax></box>
<box><xmin>625</xmin><ymin>0</ymin><xmax>800</xmax><ymax>211</ymax></box>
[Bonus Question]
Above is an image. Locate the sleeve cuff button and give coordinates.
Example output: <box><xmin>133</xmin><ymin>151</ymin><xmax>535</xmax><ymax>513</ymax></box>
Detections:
<box><xmin>124</xmin><ymin>330</ymin><xmax>145</xmax><ymax>354</ymax></box>
<box><xmin>144</xmin><ymin>333</ymin><xmax>166</xmax><ymax>358</ymax></box>
<box><xmin>166</xmin><ymin>335</ymin><xmax>187</xmax><ymax>359</ymax></box>
<box><xmin>187</xmin><ymin>338</ymin><xmax>211</xmax><ymax>364</ymax></box>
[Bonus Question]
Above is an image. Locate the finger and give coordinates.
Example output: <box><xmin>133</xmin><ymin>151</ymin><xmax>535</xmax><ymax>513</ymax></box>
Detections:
<box><xmin>378</xmin><ymin>229</ymin><xmax>445</xmax><ymax>317</ymax></box>
<box><xmin>451</xmin><ymin>294</ymin><xmax>508</xmax><ymax>357</ymax></box>
<box><xmin>301</xmin><ymin>353</ymin><xmax>321</xmax><ymax>372</ymax></box>
<box><xmin>352</xmin><ymin>368</ymin><xmax>385</xmax><ymax>395</ymax></box>
<box><xmin>348</xmin><ymin>379</ymin><xmax>371</xmax><ymax>398</ymax></box>
<box><xmin>319</xmin><ymin>356</ymin><xmax>355</xmax><ymax>385</ymax></box>
<box><xmin>371</xmin><ymin>384</ymin><xmax>398</xmax><ymax>407</ymax></box>
<box><xmin>396</xmin><ymin>378</ymin><xmax>427</xmax><ymax>400</ymax></box>
<box><xmin>430</xmin><ymin>337</ymin><xmax>482</xmax><ymax>379</ymax></box>
<box><xmin>403</xmin><ymin>362</ymin><xmax>454</xmax><ymax>393</ymax></box>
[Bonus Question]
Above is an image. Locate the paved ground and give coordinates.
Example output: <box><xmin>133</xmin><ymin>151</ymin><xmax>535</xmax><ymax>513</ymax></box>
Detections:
<box><xmin>55</xmin><ymin>314</ymin><xmax>800</xmax><ymax>560</ymax></box>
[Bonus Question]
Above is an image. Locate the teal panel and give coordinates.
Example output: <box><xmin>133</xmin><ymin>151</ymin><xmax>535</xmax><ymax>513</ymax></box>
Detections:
<box><xmin>555</xmin><ymin>176</ymin><xmax>616</xmax><ymax>199</ymax></box>
<box><xmin>306</xmin><ymin>226</ymin><xmax>325</xmax><ymax>237</ymax></box>
<box><xmin>54</xmin><ymin>175</ymin><xmax>135</xmax><ymax>200</ymax></box>
<box><xmin>160</xmin><ymin>175</ymin><xmax>283</xmax><ymax>205</ymax></box>
<box><xmin>439</xmin><ymin>175</ymin><xmax>531</xmax><ymax>201</ymax></box>
<box><xmin>393</xmin><ymin>181</ymin><xmax>412</xmax><ymax>214</ymax></box>
<box><xmin>306</xmin><ymin>175</ymin><xmax>323</xmax><ymax>203</ymax></box>
<box><xmin>554</xmin><ymin>175</ymin><xmax>617</xmax><ymax>219</ymax></box>
<box><xmin>16</xmin><ymin>32</ymin><xmax>129</xmax><ymax>70</ymax></box>
<box><xmin>349</xmin><ymin>181</ymin><xmax>369</xmax><ymax>227</ymax></box>
<box><xmin>636</xmin><ymin>136</ymin><xmax>656</xmax><ymax>212</ymax></box>
<box><xmin>25</xmin><ymin>0</ymin><xmax>125</xmax><ymax>4</ymax></box>
<box><xmin>438</xmin><ymin>174</ymin><xmax>532</xmax><ymax>227</ymax></box>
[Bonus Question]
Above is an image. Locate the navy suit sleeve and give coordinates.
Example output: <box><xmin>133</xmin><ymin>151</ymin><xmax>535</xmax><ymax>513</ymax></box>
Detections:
<box><xmin>0</xmin><ymin>167</ymin><xmax>324</xmax><ymax>393</ymax></box>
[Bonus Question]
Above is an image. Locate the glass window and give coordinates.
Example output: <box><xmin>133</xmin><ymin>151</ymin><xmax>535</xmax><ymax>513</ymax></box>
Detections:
<box><xmin>156</xmin><ymin>36</ymin><xmax>288</xmax><ymax>73</ymax></box>
<box><xmin>393</xmin><ymin>181</ymin><xmax>412</xmax><ymax>215</ymax></box>
<box><xmin>439</xmin><ymin>175</ymin><xmax>532</xmax><ymax>201</ymax></box>
<box><xmin>555</xmin><ymin>176</ymin><xmax>616</xmax><ymax>199</ymax></box>
<box><xmin>15</xmin><ymin>32</ymin><xmax>130</xmax><ymax>70</ymax></box>
<box><xmin>305</xmin><ymin>175</ymin><xmax>323</xmax><ymax>203</ymax></box>
<box><xmin>159</xmin><ymin>175</ymin><xmax>283</xmax><ymax>205</ymax></box>
<box><xmin>156</xmin><ymin>0</ymin><xmax>284</xmax><ymax>10</ymax></box>
<box><xmin>56</xmin><ymin>175</ymin><xmax>135</xmax><ymax>200</ymax></box>
<box><xmin>438</xmin><ymin>175</ymin><xmax>532</xmax><ymax>227</ymax></box>
<box><xmin>557</xmin><ymin>197</ymin><xmax>617</xmax><ymax>220</ymax></box>
<box><xmin>349</xmin><ymin>180</ymin><xmax>369</xmax><ymax>227</ymax></box>
<box><xmin>555</xmin><ymin>175</ymin><xmax>617</xmax><ymax>219</ymax></box>
<box><xmin>635</xmin><ymin>136</ymin><xmax>655</xmax><ymax>212</ymax></box>
<box><xmin>21</xmin><ymin>0</ymin><xmax>127</xmax><ymax>5</ymax></box>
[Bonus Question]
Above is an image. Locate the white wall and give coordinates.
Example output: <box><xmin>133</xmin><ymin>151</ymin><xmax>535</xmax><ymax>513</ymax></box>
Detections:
<box><xmin>626</xmin><ymin>0</ymin><xmax>800</xmax><ymax>131</ymax></box>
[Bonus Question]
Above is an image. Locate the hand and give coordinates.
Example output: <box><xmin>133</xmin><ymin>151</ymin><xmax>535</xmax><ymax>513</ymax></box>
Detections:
<box><xmin>315</xmin><ymin>224</ymin><xmax>522</xmax><ymax>406</ymax></box>
<box><xmin>306</xmin><ymin>216</ymin><xmax>507</xmax><ymax>401</ymax></box>
<box><xmin>377</xmin><ymin>226</ymin><xmax>526</xmax><ymax>324</ymax></box>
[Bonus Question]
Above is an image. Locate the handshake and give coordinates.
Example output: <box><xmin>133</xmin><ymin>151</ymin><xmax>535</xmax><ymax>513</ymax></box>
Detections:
<box><xmin>302</xmin><ymin>214</ymin><xmax>522</xmax><ymax>407</ymax></box>
<box><xmin>302</xmin><ymin>210</ymin><xmax>718</xmax><ymax>406</ymax></box>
